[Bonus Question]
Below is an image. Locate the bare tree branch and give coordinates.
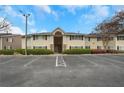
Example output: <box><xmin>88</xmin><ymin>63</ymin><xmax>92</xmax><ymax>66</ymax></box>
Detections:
<box><xmin>94</xmin><ymin>11</ymin><xmax>124</xmax><ymax>50</ymax></box>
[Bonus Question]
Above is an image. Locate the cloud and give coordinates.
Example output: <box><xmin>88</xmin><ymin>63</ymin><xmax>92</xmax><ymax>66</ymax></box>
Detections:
<box><xmin>62</xmin><ymin>5</ymin><xmax>85</xmax><ymax>14</ymax></box>
<box><xmin>80</xmin><ymin>6</ymin><xmax>110</xmax><ymax>24</ymax></box>
<box><xmin>37</xmin><ymin>5</ymin><xmax>59</xmax><ymax>20</ymax></box>
<box><xmin>93</xmin><ymin>6</ymin><xmax>109</xmax><ymax>17</ymax></box>
<box><xmin>10</xmin><ymin>26</ymin><xmax>24</xmax><ymax>35</ymax></box>
<box><xmin>4</xmin><ymin>5</ymin><xmax>18</xmax><ymax>17</ymax></box>
<box><xmin>40</xmin><ymin>29</ymin><xmax>48</xmax><ymax>33</ymax></box>
<box><xmin>0</xmin><ymin>26</ymin><xmax>24</xmax><ymax>35</ymax></box>
<box><xmin>112</xmin><ymin>5</ymin><xmax>124</xmax><ymax>12</ymax></box>
<box><xmin>3</xmin><ymin>6</ymin><xmax>35</xmax><ymax>27</ymax></box>
<box><xmin>30</xmin><ymin>28</ymin><xmax>37</xmax><ymax>33</ymax></box>
<box><xmin>30</xmin><ymin>28</ymin><xmax>48</xmax><ymax>34</ymax></box>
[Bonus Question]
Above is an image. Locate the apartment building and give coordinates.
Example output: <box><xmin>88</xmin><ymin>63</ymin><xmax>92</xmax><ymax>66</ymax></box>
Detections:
<box><xmin>21</xmin><ymin>27</ymin><xmax>124</xmax><ymax>53</ymax></box>
<box><xmin>0</xmin><ymin>33</ymin><xmax>22</xmax><ymax>50</ymax></box>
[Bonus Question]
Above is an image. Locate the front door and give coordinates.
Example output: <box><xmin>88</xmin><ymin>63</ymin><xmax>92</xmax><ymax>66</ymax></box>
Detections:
<box><xmin>54</xmin><ymin>31</ymin><xmax>63</xmax><ymax>53</ymax></box>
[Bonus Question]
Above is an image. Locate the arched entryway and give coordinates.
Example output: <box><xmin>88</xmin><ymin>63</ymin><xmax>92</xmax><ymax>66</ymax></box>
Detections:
<box><xmin>54</xmin><ymin>31</ymin><xmax>63</xmax><ymax>53</ymax></box>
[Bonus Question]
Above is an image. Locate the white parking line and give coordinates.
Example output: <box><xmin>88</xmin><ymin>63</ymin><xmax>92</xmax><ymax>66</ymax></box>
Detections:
<box><xmin>101</xmin><ymin>56</ymin><xmax>124</xmax><ymax>64</ymax></box>
<box><xmin>56</xmin><ymin>56</ymin><xmax>67</xmax><ymax>67</ymax></box>
<box><xmin>78</xmin><ymin>56</ymin><xmax>98</xmax><ymax>66</ymax></box>
<box><xmin>56</xmin><ymin>56</ymin><xmax>58</xmax><ymax>67</ymax></box>
<box><xmin>24</xmin><ymin>56</ymin><xmax>41</xmax><ymax>67</ymax></box>
<box><xmin>0</xmin><ymin>58</ymin><xmax>16</xmax><ymax>65</ymax></box>
<box><xmin>95</xmin><ymin>56</ymin><xmax>121</xmax><ymax>69</ymax></box>
<box><xmin>61</xmin><ymin>56</ymin><xmax>67</xmax><ymax>67</ymax></box>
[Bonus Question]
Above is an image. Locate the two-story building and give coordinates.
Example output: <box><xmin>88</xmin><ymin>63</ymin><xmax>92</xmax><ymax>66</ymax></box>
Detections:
<box><xmin>21</xmin><ymin>27</ymin><xmax>124</xmax><ymax>53</ymax></box>
<box><xmin>0</xmin><ymin>33</ymin><xmax>22</xmax><ymax>50</ymax></box>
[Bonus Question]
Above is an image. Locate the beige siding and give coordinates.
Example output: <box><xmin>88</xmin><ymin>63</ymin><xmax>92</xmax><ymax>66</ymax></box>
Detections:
<box><xmin>115</xmin><ymin>36</ymin><xmax>124</xmax><ymax>50</ymax></box>
<box><xmin>2</xmin><ymin>35</ymin><xmax>21</xmax><ymax>49</ymax></box>
<box><xmin>63</xmin><ymin>35</ymin><xmax>85</xmax><ymax>49</ymax></box>
<box><xmin>22</xmin><ymin>36</ymin><xmax>53</xmax><ymax>49</ymax></box>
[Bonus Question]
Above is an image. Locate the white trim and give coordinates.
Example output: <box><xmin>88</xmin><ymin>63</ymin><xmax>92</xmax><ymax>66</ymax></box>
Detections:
<box><xmin>0</xmin><ymin>37</ymin><xmax>2</xmax><ymax>50</ymax></box>
<box><xmin>55</xmin><ymin>56</ymin><xmax>58</xmax><ymax>67</ymax></box>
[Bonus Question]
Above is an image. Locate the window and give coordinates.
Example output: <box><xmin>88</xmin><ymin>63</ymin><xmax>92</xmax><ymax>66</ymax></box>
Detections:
<box><xmin>97</xmin><ymin>37</ymin><xmax>102</xmax><ymax>41</ymax></box>
<box><xmin>33</xmin><ymin>46</ymin><xmax>47</xmax><ymax>49</ymax></box>
<box><xmin>33</xmin><ymin>35</ymin><xmax>38</xmax><ymax>40</ymax></box>
<box><xmin>97</xmin><ymin>46</ymin><xmax>101</xmax><ymax>49</ymax></box>
<box><xmin>117</xmin><ymin>36</ymin><xmax>124</xmax><ymax>40</ymax></box>
<box><xmin>70</xmin><ymin>46</ymin><xmax>83</xmax><ymax>49</ymax></box>
<box><xmin>85</xmin><ymin>46</ymin><xmax>90</xmax><ymax>49</ymax></box>
<box><xmin>117</xmin><ymin>46</ymin><xmax>124</xmax><ymax>50</ymax></box>
<box><xmin>42</xmin><ymin>35</ymin><xmax>47</xmax><ymax>40</ymax></box>
<box><xmin>4</xmin><ymin>46</ymin><xmax>6</xmax><ymax>50</ymax></box>
<box><xmin>109</xmin><ymin>37</ymin><xmax>113</xmax><ymax>40</ymax></box>
<box><xmin>6</xmin><ymin>38</ymin><xmax>13</xmax><ymax>42</ymax></box>
<box><xmin>7</xmin><ymin>46</ymin><xmax>12</xmax><ymax>49</ymax></box>
<box><xmin>70</xmin><ymin>35</ymin><xmax>83</xmax><ymax>40</ymax></box>
<box><xmin>88</xmin><ymin>37</ymin><xmax>90</xmax><ymax>41</ymax></box>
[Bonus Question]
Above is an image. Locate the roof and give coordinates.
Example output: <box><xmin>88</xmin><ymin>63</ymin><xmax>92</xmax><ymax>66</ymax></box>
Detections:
<box><xmin>22</xmin><ymin>27</ymin><xmax>85</xmax><ymax>37</ymax></box>
<box><xmin>65</xmin><ymin>32</ymin><xmax>85</xmax><ymax>35</ymax></box>
<box><xmin>0</xmin><ymin>33</ymin><xmax>12</xmax><ymax>36</ymax></box>
<box><xmin>0</xmin><ymin>33</ymin><xmax>21</xmax><ymax>38</ymax></box>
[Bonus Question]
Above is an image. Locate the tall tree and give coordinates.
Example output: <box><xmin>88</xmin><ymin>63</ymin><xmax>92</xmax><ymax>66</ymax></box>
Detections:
<box><xmin>0</xmin><ymin>18</ymin><xmax>11</xmax><ymax>33</ymax></box>
<box><xmin>95</xmin><ymin>11</ymin><xmax>124</xmax><ymax>50</ymax></box>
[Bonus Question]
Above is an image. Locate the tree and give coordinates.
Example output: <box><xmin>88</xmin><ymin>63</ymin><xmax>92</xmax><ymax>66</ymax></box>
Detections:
<box><xmin>95</xmin><ymin>11</ymin><xmax>124</xmax><ymax>50</ymax></box>
<box><xmin>0</xmin><ymin>18</ymin><xmax>11</xmax><ymax>33</ymax></box>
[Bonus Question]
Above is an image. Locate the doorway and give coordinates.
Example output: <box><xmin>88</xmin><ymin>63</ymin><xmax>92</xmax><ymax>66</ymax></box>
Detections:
<box><xmin>54</xmin><ymin>31</ymin><xmax>63</xmax><ymax>53</ymax></box>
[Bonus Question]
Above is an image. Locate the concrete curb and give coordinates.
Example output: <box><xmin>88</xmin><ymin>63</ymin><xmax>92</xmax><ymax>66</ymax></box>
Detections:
<box><xmin>0</xmin><ymin>53</ymin><xmax>124</xmax><ymax>57</ymax></box>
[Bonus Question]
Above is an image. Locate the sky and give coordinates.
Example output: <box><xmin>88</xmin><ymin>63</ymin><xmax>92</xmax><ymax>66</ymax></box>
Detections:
<box><xmin>0</xmin><ymin>5</ymin><xmax>124</xmax><ymax>35</ymax></box>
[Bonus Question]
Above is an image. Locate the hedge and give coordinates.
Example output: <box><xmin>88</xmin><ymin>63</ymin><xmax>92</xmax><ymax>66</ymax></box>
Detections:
<box><xmin>0</xmin><ymin>50</ymin><xmax>14</xmax><ymax>55</ymax></box>
<box><xmin>15</xmin><ymin>49</ymin><xmax>54</xmax><ymax>55</ymax></box>
<box><xmin>91</xmin><ymin>49</ymin><xmax>120</xmax><ymax>54</ymax></box>
<box><xmin>63</xmin><ymin>49</ymin><xmax>91</xmax><ymax>54</ymax></box>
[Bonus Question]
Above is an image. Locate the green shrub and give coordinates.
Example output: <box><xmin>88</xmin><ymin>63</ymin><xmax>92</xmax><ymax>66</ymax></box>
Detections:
<box><xmin>0</xmin><ymin>50</ymin><xmax>14</xmax><ymax>55</ymax></box>
<box><xmin>15</xmin><ymin>49</ymin><xmax>54</xmax><ymax>55</ymax></box>
<box><xmin>15</xmin><ymin>49</ymin><xmax>25</xmax><ymax>55</ymax></box>
<box><xmin>117</xmin><ymin>50</ymin><xmax>124</xmax><ymax>53</ymax></box>
<box><xmin>63</xmin><ymin>49</ymin><xmax>91</xmax><ymax>54</ymax></box>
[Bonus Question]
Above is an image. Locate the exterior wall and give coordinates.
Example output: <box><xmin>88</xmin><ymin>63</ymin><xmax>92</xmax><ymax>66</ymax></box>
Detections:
<box><xmin>21</xmin><ymin>28</ymin><xmax>124</xmax><ymax>52</ymax></box>
<box><xmin>63</xmin><ymin>35</ymin><xmax>85</xmax><ymax>50</ymax></box>
<box><xmin>22</xmin><ymin>35</ymin><xmax>119</xmax><ymax>51</ymax></box>
<box><xmin>22</xmin><ymin>37</ymin><xmax>32</xmax><ymax>49</ymax></box>
<box><xmin>115</xmin><ymin>34</ymin><xmax>124</xmax><ymax>50</ymax></box>
<box><xmin>2</xmin><ymin>35</ymin><xmax>21</xmax><ymax>49</ymax></box>
<box><xmin>22</xmin><ymin>35</ymin><xmax>53</xmax><ymax>50</ymax></box>
<box><xmin>85</xmin><ymin>37</ymin><xmax>116</xmax><ymax>50</ymax></box>
<box><xmin>85</xmin><ymin>37</ymin><xmax>98</xmax><ymax>49</ymax></box>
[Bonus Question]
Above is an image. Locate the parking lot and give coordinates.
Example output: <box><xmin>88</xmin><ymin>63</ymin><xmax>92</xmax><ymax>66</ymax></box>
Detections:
<box><xmin>0</xmin><ymin>54</ymin><xmax>124</xmax><ymax>87</ymax></box>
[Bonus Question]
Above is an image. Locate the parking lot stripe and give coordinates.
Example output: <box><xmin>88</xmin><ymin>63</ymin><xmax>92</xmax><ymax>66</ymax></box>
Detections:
<box><xmin>0</xmin><ymin>58</ymin><xmax>16</xmax><ymax>65</ymax></box>
<box><xmin>56</xmin><ymin>56</ymin><xmax>58</xmax><ymax>67</ymax></box>
<box><xmin>78</xmin><ymin>56</ymin><xmax>98</xmax><ymax>66</ymax></box>
<box><xmin>61</xmin><ymin>56</ymin><xmax>67</xmax><ymax>67</ymax></box>
<box><xmin>56</xmin><ymin>56</ymin><xmax>67</xmax><ymax>67</ymax></box>
<box><xmin>24</xmin><ymin>56</ymin><xmax>41</xmax><ymax>67</ymax></box>
<box><xmin>101</xmin><ymin>56</ymin><xmax>124</xmax><ymax>64</ymax></box>
<box><xmin>95</xmin><ymin>55</ymin><xmax>124</xmax><ymax>69</ymax></box>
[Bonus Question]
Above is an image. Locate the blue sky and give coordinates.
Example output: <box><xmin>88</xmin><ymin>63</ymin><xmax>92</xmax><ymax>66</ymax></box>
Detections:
<box><xmin>0</xmin><ymin>5</ymin><xmax>124</xmax><ymax>34</ymax></box>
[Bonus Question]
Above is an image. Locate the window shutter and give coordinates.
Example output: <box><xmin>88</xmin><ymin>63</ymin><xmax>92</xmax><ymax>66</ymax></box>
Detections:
<box><xmin>33</xmin><ymin>35</ymin><xmax>35</xmax><ymax>40</ymax></box>
<box><xmin>70</xmin><ymin>35</ymin><xmax>71</xmax><ymax>40</ymax></box>
<box><xmin>82</xmin><ymin>36</ymin><xmax>83</xmax><ymax>40</ymax></box>
<box><xmin>45</xmin><ymin>35</ymin><xmax>47</xmax><ymax>40</ymax></box>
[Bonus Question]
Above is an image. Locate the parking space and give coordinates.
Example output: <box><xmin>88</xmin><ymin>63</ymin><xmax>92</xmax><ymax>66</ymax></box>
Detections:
<box><xmin>0</xmin><ymin>55</ymin><xmax>124</xmax><ymax>87</ymax></box>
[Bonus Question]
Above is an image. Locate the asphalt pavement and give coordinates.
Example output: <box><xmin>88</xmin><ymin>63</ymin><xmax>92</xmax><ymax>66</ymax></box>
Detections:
<box><xmin>0</xmin><ymin>54</ymin><xmax>124</xmax><ymax>87</ymax></box>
